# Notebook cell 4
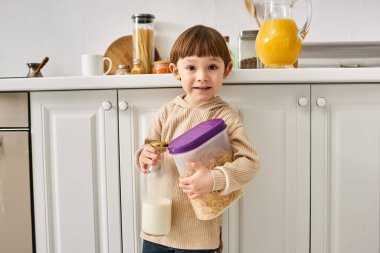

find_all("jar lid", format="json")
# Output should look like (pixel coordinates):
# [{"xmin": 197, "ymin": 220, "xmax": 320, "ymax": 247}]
[
  {"xmin": 133, "ymin": 59, "xmax": 142, "ymax": 64},
  {"xmin": 150, "ymin": 141, "xmax": 169, "ymax": 148},
  {"xmin": 132, "ymin": 13, "xmax": 155, "ymax": 23},
  {"xmin": 153, "ymin": 60, "xmax": 170, "ymax": 65},
  {"xmin": 239, "ymin": 30, "xmax": 259, "ymax": 39},
  {"xmin": 118, "ymin": 64, "xmax": 126, "ymax": 69},
  {"xmin": 168, "ymin": 119, "xmax": 227, "ymax": 154}
]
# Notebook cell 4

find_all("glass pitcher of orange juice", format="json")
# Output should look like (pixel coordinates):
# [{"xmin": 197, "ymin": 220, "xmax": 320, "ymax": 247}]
[{"xmin": 255, "ymin": 0, "xmax": 312, "ymax": 68}]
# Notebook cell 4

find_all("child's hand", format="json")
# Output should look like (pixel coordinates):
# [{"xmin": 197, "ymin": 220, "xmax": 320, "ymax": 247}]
[
  {"xmin": 178, "ymin": 162, "xmax": 214, "ymax": 199},
  {"xmin": 138, "ymin": 144, "xmax": 161, "ymax": 174}
]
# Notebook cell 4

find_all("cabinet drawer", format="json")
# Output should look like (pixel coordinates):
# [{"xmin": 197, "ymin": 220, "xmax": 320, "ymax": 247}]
[{"xmin": 0, "ymin": 92, "xmax": 28, "ymax": 128}]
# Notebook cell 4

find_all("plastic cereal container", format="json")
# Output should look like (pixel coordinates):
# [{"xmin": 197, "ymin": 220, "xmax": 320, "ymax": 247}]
[
  {"xmin": 168, "ymin": 118, "xmax": 231, "ymax": 176},
  {"xmin": 168, "ymin": 119, "xmax": 242, "ymax": 220}
]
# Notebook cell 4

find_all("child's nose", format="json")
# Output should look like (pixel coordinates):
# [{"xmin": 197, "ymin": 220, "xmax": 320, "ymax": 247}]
[{"xmin": 197, "ymin": 70, "xmax": 209, "ymax": 82}]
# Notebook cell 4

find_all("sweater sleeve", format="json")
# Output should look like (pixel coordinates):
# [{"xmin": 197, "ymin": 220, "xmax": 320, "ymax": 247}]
[{"xmin": 211, "ymin": 116, "xmax": 260, "ymax": 195}]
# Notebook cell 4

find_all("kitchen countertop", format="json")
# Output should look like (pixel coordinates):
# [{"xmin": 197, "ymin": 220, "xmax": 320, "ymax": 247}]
[{"xmin": 0, "ymin": 68, "xmax": 380, "ymax": 92}]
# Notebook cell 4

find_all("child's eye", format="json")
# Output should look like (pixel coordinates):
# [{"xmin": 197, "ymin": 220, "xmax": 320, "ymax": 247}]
[
  {"xmin": 209, "ymin": 64, "xmax": 218, "ymax": 70},
  {"xmin": 186, "ymin": 65, "xmax": 196, "ymax": 71}
]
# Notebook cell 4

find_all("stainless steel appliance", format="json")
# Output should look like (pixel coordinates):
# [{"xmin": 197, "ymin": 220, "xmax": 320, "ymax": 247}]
[
  {"xmin": 299, "ymin": 41, "xmax": 380, "ymax": 68},
  {"xmin": 0, "ymin": 92, "xmax": 34, "ymax": 253}
]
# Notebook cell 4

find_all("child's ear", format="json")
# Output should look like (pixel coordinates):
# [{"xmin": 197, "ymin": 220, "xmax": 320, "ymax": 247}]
[
  {"xmin": 169, "ymin": 63, "xmax": 181, "ymax": 80},
  {"xmin": 223, "ymin": 61, "xmax": 233, "ymax": 79}
]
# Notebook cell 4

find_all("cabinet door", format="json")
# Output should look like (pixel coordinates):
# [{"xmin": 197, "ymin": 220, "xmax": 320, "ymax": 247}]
[
  {"xmin": 118, "ymin": 88, "xmax": 182, "ymax": 253},
  {"xmin": 311, "ymin": 84, "xmax": 380, "ymax": 253},
  {"xmin": 31, "ymin": 90, "xmax": 121, "ymax": 253},
  {"xmin": 220, "ymin": 85, "xmax": 310, "ymax": 253}
]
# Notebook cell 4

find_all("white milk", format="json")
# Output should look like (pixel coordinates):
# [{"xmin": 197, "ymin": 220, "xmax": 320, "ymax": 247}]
[{"xmin": 142, "ymin": 197, "xmax": 172, "ymax": 235}]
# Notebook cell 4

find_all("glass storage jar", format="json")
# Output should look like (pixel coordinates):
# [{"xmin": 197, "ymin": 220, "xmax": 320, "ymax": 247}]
[
  {"xmin": 152, "ymin": 60, "xmax": 170, "ymax": 74},
  {"xmin": 132, "ymin": 13, "xmax": 155, "ymax": 74},
  {"xmin": 114, "ymin": 64, "xmax": 130, "ymax": 75},
  {"xmin": 130, "ymin": 59, "xmax": 145, "ymax": 74},
  {"xmin": 223, "ymin": 36, "xmax": 237, "ymax": 69},
  {"xmin": 238, "ymin": 30, "xmax": 262, "ymax": 69}
]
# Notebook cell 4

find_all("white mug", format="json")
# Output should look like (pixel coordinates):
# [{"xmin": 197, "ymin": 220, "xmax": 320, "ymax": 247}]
[{"xmin": 82, "ymin": 54, "xmax": 112, "ymax": 76}]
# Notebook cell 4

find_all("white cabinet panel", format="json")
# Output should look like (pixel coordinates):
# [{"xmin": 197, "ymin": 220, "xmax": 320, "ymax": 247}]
[
  {"xmin": 31, "ymin": 90, "xmax": 121, "ymax": 253},
  {"xmin": 118, "ymin": 88, "xmax": 182, "ymax": 253},
  {"xmin": 311, "ymin": 84, "xmax": 380, "ymax": 253},
  {"xmin": 220, "ymin": 85, "xmax": 310, "ymax": 253}
]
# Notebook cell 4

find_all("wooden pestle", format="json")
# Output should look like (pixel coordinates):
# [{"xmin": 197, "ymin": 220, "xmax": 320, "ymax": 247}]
[{"xmin": 34, "ymin": 57, "xmax": 49, "ymax": 73}]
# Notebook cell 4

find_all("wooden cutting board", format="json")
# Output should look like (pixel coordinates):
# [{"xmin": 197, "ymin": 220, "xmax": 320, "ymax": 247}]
[
  {"xmin": 104, "ymin": 35, "xmax": 133, "ymax": 75},
  {"xmin": 104, "ymin": 35, "xmax": 161, "ymax": 74}
]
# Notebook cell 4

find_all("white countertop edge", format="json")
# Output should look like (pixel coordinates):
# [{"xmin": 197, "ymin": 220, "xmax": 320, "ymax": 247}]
[
  {"xmin": 0, "ymin": 74, "xmax": 181, "ymax": 91},
  {"xmin": 0, "ymin": 68, "xmax": 379, "ymax": 91},
  {"xmin": 227, "ymin": 68, "xmax": 380, "ymax": 83}
]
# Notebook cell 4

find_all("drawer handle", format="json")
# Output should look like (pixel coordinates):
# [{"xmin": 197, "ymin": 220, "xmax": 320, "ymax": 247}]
[
  {"xmin": 298, "ymin": 97, "xmax": 308, "ymax": 107},
  {"xmin": 316, "ymin": 97, "xmax": 327, "ymax": 107},
  {"xmin": 102, "ymin": 101, "xmax": 112, "ymax": 111},
  {"xmin": 118, "ymin": 101, "xmax": 129, "ymax": 111}
]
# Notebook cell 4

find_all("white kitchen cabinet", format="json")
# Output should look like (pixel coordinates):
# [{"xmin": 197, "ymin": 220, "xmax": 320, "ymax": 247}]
[
  {"xmin": 117, "ymin": 86, "xmax": 310, "ymax": 253},
  {"xmin": 30, "ymin": 88, "xmax": 183, "ymax": 253},
  {"xmin": 31, "ymin": 90, "xmax": 122, "ymax": 253},
  {"xmin": 311, "ymin": 84, "xmax": 380, "ymax": 253},
  {"xmin": 117, "ymin": 85, "xmax": 311, "ymax": 253},
  {"xmin": 30, "ymin": 83, "xmax": 380, "ymax": 253},
  {"xmin": 220, "ymin": 85, "xmax": 311, "ymax": 253},
  {"xmin": 31, "ymin": 86, "xmax": 309, "ymax": 253}
]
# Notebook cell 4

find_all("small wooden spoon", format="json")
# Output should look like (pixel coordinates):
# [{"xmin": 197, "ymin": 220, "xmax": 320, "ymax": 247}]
[{"xmin": 244, "ymin": 0, "xmax": 261, "ymax": 27}]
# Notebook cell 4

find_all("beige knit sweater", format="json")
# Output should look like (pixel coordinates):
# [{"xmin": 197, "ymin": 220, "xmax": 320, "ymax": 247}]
[{"xmin": 135, "ymin": 94, "xmax": 260, "ymax": 250}]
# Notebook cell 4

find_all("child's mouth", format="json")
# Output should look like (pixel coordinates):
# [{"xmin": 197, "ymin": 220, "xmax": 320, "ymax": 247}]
[{"xmin": 194, "ymin": 86, "xmax": 211, "ymax": 90}]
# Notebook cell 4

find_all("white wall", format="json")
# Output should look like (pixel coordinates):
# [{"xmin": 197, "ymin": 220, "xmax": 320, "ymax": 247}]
[{"xmin": 0, "ymin": 0, "xmax": 379, "ymax": 77}]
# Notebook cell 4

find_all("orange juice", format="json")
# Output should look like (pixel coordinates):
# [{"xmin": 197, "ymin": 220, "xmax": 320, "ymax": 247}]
[{"xmin": 256, "ymin": 19, "xmax": 302, "ymax": 68}]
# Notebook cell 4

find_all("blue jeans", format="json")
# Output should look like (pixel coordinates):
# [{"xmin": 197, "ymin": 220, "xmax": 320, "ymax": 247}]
[{"xmin": 142, "ymin": 240, "xmax": 217, "ymax": 253}]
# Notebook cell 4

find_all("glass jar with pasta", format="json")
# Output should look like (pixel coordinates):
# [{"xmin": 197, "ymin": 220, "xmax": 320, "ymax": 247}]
[{"xmin": 131, "ymin": 13, "xmax": 155, "ymax": 74}]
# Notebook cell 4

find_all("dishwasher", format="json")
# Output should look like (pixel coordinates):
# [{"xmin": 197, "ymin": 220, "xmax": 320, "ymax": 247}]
[{"xmin": 0, "ymin": 92, "xmax": 34, "ymax": 253}]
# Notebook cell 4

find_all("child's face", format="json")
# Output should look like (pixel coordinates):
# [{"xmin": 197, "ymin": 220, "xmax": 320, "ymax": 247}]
[{"xmin": 169, "ymin": 56, "xmax": 232, "ymax": 107}]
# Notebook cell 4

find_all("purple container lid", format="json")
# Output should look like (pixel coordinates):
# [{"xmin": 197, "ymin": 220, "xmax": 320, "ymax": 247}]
[{"xmin": 168, "ymin": 118, "xmax": 227, "ymax": 154}]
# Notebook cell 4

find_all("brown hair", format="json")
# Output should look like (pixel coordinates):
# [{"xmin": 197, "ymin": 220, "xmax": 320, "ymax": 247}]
[{"xmin": 170, "ymin": 25, "xmax": 231, "ymax": 68}]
